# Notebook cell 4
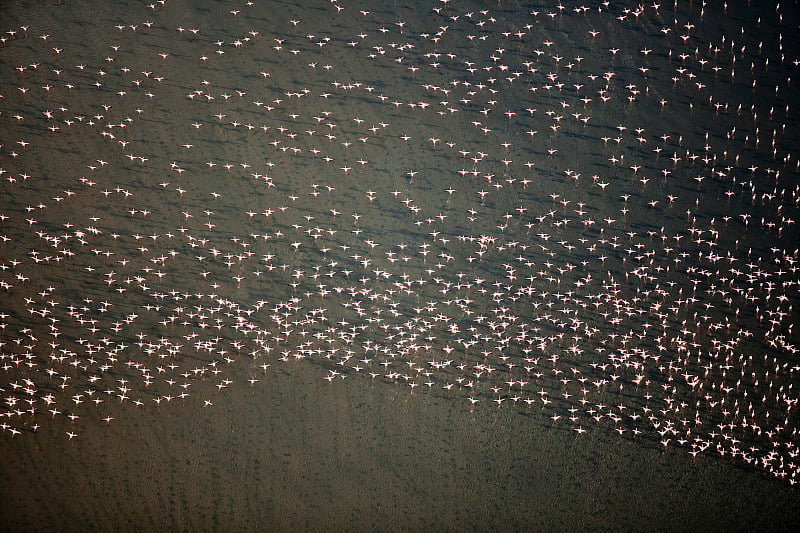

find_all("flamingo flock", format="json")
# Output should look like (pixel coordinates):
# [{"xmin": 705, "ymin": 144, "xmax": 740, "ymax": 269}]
[{"xmin": 0, "ymin": 0, "xmax": 798, "ymax": 488}]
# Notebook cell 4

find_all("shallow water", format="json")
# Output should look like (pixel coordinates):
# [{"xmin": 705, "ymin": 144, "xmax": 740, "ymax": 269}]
[{"xmin": 1, "ymin": 0, "xmax": 799, "ymax": 530}]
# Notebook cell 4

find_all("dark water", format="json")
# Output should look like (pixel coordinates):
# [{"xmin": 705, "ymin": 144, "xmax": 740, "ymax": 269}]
[{"xmin": 1, "ymin": 0, "xmax": 799, "ymax": 530}]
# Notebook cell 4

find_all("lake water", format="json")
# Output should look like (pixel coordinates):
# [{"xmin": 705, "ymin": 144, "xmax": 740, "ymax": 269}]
[{"xmin": 1, "ymin": 0, "xmax": 799, "ymax": 530}]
